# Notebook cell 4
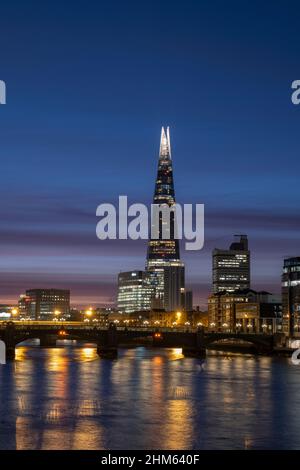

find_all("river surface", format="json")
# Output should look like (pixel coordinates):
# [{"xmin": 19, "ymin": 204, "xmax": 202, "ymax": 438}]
[{"xmin": 0, "ymin": 343, "xmax": 299, "ymax": 450}]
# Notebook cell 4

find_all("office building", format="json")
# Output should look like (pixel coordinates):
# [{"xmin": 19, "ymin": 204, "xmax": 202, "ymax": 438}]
[
  {"xmin": 117, "ymin": 271, "xmax": 153, "ymax": 313},
  {"xmin": 163, "ymin": 264, "xmax": 185, "ymax": 312},
  {"xmin": 282, "ymin": 257, "xmax": 300, "ymax": 335},
  {"xmin": 18, "ymin": 294, "xmax": 31, "ymax": 319},
  {"xmin": 212, "ymin": 234, "xmax": 250, "ymax": 293},
  {"xmin": 25, "ymin": 289, "xmax": 70, "ymax": 320},
  {"xmin": 184, "ymin": 290, "xmax": 193, "ymax": 312},
  {"xmin": 208, "ymin": 288, "xmax": 282, "ymax": 333}
]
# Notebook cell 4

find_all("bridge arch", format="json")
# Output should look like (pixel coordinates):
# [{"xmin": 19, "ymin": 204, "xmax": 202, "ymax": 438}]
[{"xmin": 203, "ymin": 333, "xmax": 273, "ymax": 352}]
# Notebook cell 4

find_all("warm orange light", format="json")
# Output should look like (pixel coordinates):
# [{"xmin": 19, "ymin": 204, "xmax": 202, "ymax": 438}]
[
  {"xmin": 154, "ymin": 332, "xmax": 162, "ymax": 339},
  {"xmin": 176, "ymin": 311, "xmax": 182, "ymax": 321}
]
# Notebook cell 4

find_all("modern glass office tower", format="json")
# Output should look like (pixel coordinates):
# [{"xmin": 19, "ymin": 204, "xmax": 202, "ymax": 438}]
[
  {"xmin": 146, "ymin": 127, "xmax": 185, "ymax": 311},
  {"xmin": 282, "ymin": 257, "xmax": 300, "ymax": 335},
  {"xmin": 117, "ymin": 271, "xmax": 153, "ymax": 313},
  {"xmin": 212, "ymin": 235, "xmax": 250, "ymax": 294}
]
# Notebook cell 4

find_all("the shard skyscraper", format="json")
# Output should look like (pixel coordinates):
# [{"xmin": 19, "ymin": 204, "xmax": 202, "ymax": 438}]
[{"xmin": 146, "ymin": 127, "xmax": 185, "ymax": 311}]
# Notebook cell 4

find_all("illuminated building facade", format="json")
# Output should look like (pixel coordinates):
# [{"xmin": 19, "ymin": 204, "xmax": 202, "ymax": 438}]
[
  {"xmin": 282, "ymin": 257, "xmax": 300, "ymax": 335},
  {"xmin": 146, "ymin": 127, "xmax": 185, "ymax": 311},
  {"xmin": 212, "ymin": 234, "xmax": 250, "ymax": 293},
  {"xmin": 0, "ymin": 304, "xmax": 16, "ymax": 321},
  {"xmin": 208, "ymin": 288, "xmax": 282, "ymax": 333},
  {"xmin": 18, "ymin": 294, "xmax": 31, "ymax": 319},
  {"xmin": 25, "ymin": 289, "xmax": 70, "ymax": 320},
  {"xmin": 117, "ymin": 270, "xmax": 153, "ymax": 313}
]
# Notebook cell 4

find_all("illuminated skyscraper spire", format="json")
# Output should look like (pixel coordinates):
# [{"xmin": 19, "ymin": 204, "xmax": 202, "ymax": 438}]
[
  {"xmin": 147, "ymin": 126, "xmax": 179, "ymax": 261},
  {"xmin": 146, "ymin": 127, "xmax": 184, "ymax": 311},
  {"xmin": 159, "ymin": 126, "xmax": 171, "ymax": 159}
]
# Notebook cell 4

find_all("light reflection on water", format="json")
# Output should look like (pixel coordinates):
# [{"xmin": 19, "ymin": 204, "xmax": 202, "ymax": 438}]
[{"xmin": 0, "ymin": 345, "xmax": 300, "ymax": 449}]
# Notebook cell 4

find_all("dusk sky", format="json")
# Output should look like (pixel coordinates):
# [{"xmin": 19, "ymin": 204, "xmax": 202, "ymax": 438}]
[{"xmin": 1, "ymin": 0, "xmax": 300, "ymax": 307}]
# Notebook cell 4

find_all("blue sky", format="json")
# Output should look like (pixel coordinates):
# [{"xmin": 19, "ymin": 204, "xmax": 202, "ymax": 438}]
[{"xmin": 0, "ymin": 0, "xmax": 300, "ymax": 306}]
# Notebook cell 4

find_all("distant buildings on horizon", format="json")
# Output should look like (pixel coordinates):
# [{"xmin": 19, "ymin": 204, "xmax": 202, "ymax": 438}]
[
  {"xmin": 6, "ymin": 252, "xmax": 298, "ymax": 339},
  {"xmin": 18, "ymin": 289, "xmax": 70, "ymax": 321}
]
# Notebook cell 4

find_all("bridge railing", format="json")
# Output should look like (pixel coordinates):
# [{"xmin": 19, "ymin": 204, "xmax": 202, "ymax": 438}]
[
  {"xmin": 0, "ymin": 322, "xmax": 275, "ymax": 338},
  {"xmin": 0, "ymin": 323, "xmax": 197, "ymax": 333}
]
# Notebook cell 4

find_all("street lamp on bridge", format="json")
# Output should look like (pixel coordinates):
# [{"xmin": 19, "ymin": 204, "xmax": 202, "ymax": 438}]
[
  {"xmin": 11, "ymin": 308, "xmax": 18, "ymax": 318},
  {"xmin": 53, "ymin": 310, "xmax": 61, "ymax": 321},
  {"xmin": 84, "ymin": 308, "xmax": 93, "ymax": 322}
]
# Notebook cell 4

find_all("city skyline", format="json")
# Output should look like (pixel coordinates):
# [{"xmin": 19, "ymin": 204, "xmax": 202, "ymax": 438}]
[
  {"xmin": 0, "ymin": 122, "xmax": 299, "ymax": 308},
  {"xmin": 1, "ymin": 0, "xmax": 300, "ymax": 456},
  {"xmin": 1, "ymin": 1, "xmax": 300, "ymax": 307}
]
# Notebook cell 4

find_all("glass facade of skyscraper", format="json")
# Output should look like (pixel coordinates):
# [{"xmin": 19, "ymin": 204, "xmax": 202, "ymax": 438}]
[
  {"xmin": 146, "ymin": 127, "xmax": 185, "ymax": 311},
  {"xmin": 117, "ymin": 271, "xmax": 153, "ymax": 313}
]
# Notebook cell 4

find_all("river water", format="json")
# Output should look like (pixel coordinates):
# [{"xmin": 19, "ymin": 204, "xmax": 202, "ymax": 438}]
[{"xmin": 0, "ymin": 343, "xmax": 299, "ymax": 450}]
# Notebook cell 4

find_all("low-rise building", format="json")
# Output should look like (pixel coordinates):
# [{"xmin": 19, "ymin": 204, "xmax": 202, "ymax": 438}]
[{"xmin": 208, "ymin": 289, "xmax": 282, "ymax": 333}]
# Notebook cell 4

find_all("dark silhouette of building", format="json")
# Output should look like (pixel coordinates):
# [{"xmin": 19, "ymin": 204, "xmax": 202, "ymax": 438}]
[
  {"xmin": 282, "ymin": 257, "xmax": 300, "ymax": 336},
  {"xmin": 212, "ymin": 234, "xmax": 250, "ymax": 293},
  {"xmin": 184, "ymin": 290, "xmax": 193, "ymax": 312},
  {"xmin": 163, "ymin": 265, "xmax": 185, "ymax": 312}
]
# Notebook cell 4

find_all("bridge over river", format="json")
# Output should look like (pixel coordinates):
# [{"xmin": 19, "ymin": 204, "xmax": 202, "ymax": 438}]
[{"xmin": 0, "ymin": 321, "xmax": 286, "ymax": 361}]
